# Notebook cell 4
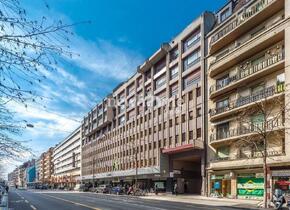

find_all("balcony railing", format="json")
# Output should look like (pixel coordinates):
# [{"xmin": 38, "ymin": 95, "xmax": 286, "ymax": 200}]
[
  {"xmin": 209, "ymin": 51, "xmax": 284, "ymax": 94},
  {"xmin": 212, "ymin": 150, "xmax": 285, "ymax": 162},
  {"xmin": 211, "ymin": 0, "xmax": 274, "ymax": 45},
  {"xmin": 211, "ymin": 85, "xmax": 282, "ymax": 116},
  {"xmin": 210, "ymin": 117, "xmax": 284, "ymax": 142}
]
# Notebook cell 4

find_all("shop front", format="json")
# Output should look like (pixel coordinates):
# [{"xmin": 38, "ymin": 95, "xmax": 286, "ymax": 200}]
[
  {"xmin": 209, "ymin": 171, "xmax": 264, "ymax": 200},
  {"xmin": 210, "ymin": 173, "xmax": 232, "ymax": 198},
  {"xmin": 237, "ymin": 176, "xmax": 264, "ymax": 199},
  {"xmin": 272, "ymin": 169, "xmax": 290, "ymax": 195}
]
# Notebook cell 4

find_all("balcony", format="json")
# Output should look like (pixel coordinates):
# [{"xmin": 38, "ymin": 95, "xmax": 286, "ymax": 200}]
[
  {"xmin": 212, "ymin": 150, "xmax": 285, "ymax": 162},
  {"xmin": 210, "ymin": 84, "xmax": 285, "ymax": 120},
  {"xmin": 210, "ymin": 117, "xmax": 284, "ymax": 144},
  {"xmin": 209, "ymin": 0, "xmax": 283, "ymax": 54},
  {"xmin": 209, "ymin": 51, "xmax": 284, "ymax": 98}
]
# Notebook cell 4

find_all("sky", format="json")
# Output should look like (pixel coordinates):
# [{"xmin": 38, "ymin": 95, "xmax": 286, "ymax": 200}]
[{"xmin": 4, "ymin": 0, "xmax": 227, "ymax": 173}]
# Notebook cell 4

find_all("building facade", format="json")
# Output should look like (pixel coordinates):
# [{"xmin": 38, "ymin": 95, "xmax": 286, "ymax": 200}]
[
  {"xmin": 81, "ymin": 12, "xmax": 215, "ymax": 195},
  {"xmin": 38, "ymin": 148, "xmax": 54, "ymax": 185},
  {"xmin": 206, "ymin": 0, "xmax": 290, "ymax": 200},
  {"xmin": 52, "ymin": 127, "xmax": 81, "ymax": 189}
]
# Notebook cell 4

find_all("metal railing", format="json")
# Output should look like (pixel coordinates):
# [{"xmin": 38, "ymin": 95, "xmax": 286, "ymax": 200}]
[
  {"xmin": 209, "ymin": 51, "xmax": 284, "ymax": 94},
  {"xmin": 210, "ymin": 117, "xmax": 284, "ymax": 142},
  {"xmin": 211, "ymin": 85, "xmax": 282, "ymax": 116},
  {"xmin": 211, "ymin": 0, "xmax": 274, "ymax": 45},
  {"xmin": 212, "ymin": 150, "xmax": 285, "ymax": 162}
]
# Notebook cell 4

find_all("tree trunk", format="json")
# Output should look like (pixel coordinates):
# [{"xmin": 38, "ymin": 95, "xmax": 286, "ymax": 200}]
[{"xmin": 263, "ymin": 160, "xmax": 268, "ymax": 208}]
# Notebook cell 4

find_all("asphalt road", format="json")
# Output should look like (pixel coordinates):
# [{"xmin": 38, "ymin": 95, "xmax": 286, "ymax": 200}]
[{"xmin": 8, "ymin": 189, "xmax": 259, "ymax": 210}]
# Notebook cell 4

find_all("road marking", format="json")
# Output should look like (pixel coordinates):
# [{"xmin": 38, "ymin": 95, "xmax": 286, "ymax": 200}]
[
  {"xmin": 185, "ymin": 204, "xmax": 220, "ymax": 210},
  {"xmin": 25, "ymin": 200, "xmax": 29, "ymax": 203},
  {"xmin": 30, "ymin": 204, "xmax": 37, "ymax": 210},
  {"xmin": 45, "ymin": 194, "xmax": 101, "ymax": 210}
]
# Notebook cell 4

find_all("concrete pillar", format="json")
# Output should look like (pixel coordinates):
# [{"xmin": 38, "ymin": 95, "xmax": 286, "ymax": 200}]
[
  {"xmin": 284, "ymin": 15, "xmax": 290, "ymax": 159},
  {"xmin": 231, "ymin": 174, "xmax": 237, "ymax": 199}
]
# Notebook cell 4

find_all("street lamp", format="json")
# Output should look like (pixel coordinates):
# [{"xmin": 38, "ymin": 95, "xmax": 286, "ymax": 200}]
[{"xmin": 26, "ymin": 124, "xmax": 34, "ymax": 128}]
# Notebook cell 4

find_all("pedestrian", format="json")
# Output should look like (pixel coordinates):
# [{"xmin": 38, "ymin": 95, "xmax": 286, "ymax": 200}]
[
  {"xmin": 184, "ymin": 182, "xmax": 187, "ymax": 194},
  {"xmin": 5, "ymin": 185, "xmax": 9, "ymax": 193},
  {"xmin": 174, "ymin": 183, "xmax": 178, "ymax": 196},
  {"xmin": 154, "ymin": 184, "xmax": 158, "ymax": 195}
]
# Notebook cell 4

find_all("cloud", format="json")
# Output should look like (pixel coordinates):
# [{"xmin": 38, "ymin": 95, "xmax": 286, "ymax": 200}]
[
  {"xmin": 69, "ymin": 37, "xmax": 144, "ymax": 81},
  {"xmin": 9, "ymin": 101, "xmax": 81, "ymax": 138}
]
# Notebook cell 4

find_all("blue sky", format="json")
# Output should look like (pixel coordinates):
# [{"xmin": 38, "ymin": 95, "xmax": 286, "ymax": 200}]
[{"xmin": 6, "ymin": 0, "xmax": 227, "ymax": 169}]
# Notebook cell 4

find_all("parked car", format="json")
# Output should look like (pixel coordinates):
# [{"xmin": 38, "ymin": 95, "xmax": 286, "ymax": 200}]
[
  {"xmin": 79, "ymin": 184, "xmax": 90, "ymax": 192},
  {"xmin": 95, "ymin": 185, "xmax": 111, "ymax": 194},
  {"xmin": 111, "ymin": 186, "xmax": 124, "ymax": 195}
]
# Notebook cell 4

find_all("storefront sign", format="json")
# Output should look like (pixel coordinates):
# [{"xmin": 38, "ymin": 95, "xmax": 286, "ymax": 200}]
[
  {"xmin": 272, "ymin": 170, "xmax": 290, "ymax": 177},
  {"xmin": 173, "ymin": 170, "xmax": 181, "ymax": 175},
  {"xmin": 237, "ymin": 177, "xmax": 264, "ymax": 197},
  {"xmin": 211, "ymin": 175, "xmax": 224, "ymax": 180}
]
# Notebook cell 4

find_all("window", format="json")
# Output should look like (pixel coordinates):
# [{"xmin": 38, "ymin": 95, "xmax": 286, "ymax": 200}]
[
  {"xmin": 216, "ymin": 98, "xmax": 229, "ymax": 110},
  {"xmin": 183, "ymin": 49, "xmax": 201, "ymax": 71},
  {"xmin": 169, "ymin": 119, "xmax": 173, "ymax": 127},
  {"xmin": 277, "ymin": 73, "xmax": 285, "ymax": 93},
  {"xmin": 154, "ymin": 58, "xmax": 166, "ymax": 74},
  {"xmin": 170, "ymin": 65, "xmax": 179, "ymax": 80},
  {"xmin": 189, "ymin": 131, "xmax": 193, "ymax": 140},
  {"xmin": 196, "ymin": 107, "xmax": 201, "ymax": 117},
  {"xmin": 216, "ymin": 75, "xmax": 229, "ymax": 90},
  {"xmin": 170, "ymin": 84, "xmax": 179, "ymax": 97},
  {"xmin": 220, "ymin": 8, "xmax": 230, "ymax": 23},
  {"xmin": 175, "ymin": 116, "xmax": 179, "ymax": 125},
  {"xmin": 196, "ymin": 87, "xmax": 201, "ymax": 97},
  {"xmin": 217, "ymin": 146, "xmax": 230, "ymax": 159},
  {"xmin": 183, "ymin": 75, "xmax": 200, "ymax": 90},
  {"xmin": 155, "ymin": 74, "xmax": 166, "ymax": 89},
  {"xmin": 196, "ymin": 128, "xmax": 201, "ymax": 138},
  {"xmin": 182, "ymin": 133, "xmax": 186, "ymax": 142},
  {"xmin": 189, "ymin": 111, "xmax": 193, "ymax": 120},
  {"xmin": 145, "ymin": 70, "xmax": 151, "ymax": 82},
  {"xmin": 216, "ymin": 122, "xmax": 229, "ymax": 139},
  {"xmin": 128, "ymin": 97, "xmax": 135, "ymax": 108},
  {"xmin": 119, "ymin": 115, "xmax": 125, "ymax": 125},
  {"xmin": 175, "ymin": 135, "xmax": 179, "ymax": 144},
  {"xmin": 183, "ymin": 30, "xmax": 201, "ymax": 52},
  {"xmin": 181, "ymin": 114, "xmax": 186, "ymax": 123},
  {"xmin": 170, "ymin": 47, "xmax": 179, "ymax": 61}
]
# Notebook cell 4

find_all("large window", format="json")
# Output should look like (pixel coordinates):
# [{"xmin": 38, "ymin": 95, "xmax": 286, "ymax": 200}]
[
  {"xmin": 183, "ymin": 30, "xmax": 201, "ymax": 52},
  {"xmin": 170, "ymin": 47, "xmax": 179, "ymax": 62},
  {"xmin": 216, "ymin": 75, "xmax": 229, "ymax": 90},
  {"xmin": 155, "ymin": 74, "xmax": 166, "ymax": 90},
  {"xmin": 183, "ymin": 49, "xmax": 201, "ymax": 71},
  {"xmin": 119, "ymin": 115, "xmax": 125, "ymax": 125},
  {"xmin": 216, "ymin": 122, "xmax": 229, "ymax": 139},
  {"xmin": 170, "ymin": 65, "xmax": 179, "ymax": 80},
  {"xmin": 183, "ymin": 74, "xmax": 200, "ymax": 90},
  {"xmin": 220, "ymin": 8, "xmax": 231, "ymax": 23},
  {"xmin": 170, "ymin": 83, "xmax": 179, "ymax": 97}
]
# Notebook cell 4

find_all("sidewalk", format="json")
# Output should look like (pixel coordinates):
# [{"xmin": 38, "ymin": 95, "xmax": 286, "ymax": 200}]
[{"xmin": 141, "ymin": 194, "xmax": 265, "ymax": 209}]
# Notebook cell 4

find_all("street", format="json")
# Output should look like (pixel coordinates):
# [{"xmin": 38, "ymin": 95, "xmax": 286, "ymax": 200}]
[{"xmin": 8, "ymin": 189, "xmax": 261, "ymax": 210}]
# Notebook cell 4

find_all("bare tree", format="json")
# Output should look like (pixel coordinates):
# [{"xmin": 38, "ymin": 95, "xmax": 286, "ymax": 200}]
[
  {"xmin": 0, "ymin": 0, "xmax": 84, "ymax": 161},
  {"xmin": 0, "ymin": 0, "xmax": 82, "ymax": 105},
  {"xmin": 231, "ymin": 83, "xmax": 286, "ymax": 208},
  {"xmin": 0, "ymin": 102, "xmax": 31, "ymax": 160}
]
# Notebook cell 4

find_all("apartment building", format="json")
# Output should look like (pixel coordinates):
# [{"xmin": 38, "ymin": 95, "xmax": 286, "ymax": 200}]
[
  {"xmin": 206, "ymin": 0, "xmax": 290, "ymax": 200},
  {"xmin": 38, "ymin": 147, "xmax": 54, "ymax": 185},
  {"xmin": 52, "ymin": 127, "xmax": 81, "ymax": 189},
  {"xmin": 81, "ymin": 12, "xmax": 215, "ymax": 195}
]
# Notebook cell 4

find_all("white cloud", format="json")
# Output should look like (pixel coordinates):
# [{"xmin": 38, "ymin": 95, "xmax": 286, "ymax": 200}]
[
  {"xmin": 69, "ymin": 37, "xmax": 144, "ymax": 81},
  {"xmin": 9, "ymin": 101, "xmax": 81, "ymax": 138}
]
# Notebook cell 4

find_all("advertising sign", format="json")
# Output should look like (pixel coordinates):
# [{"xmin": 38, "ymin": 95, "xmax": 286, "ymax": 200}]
[{"xmin": 237, "ymin": 177, "xmax": 264, "ymax": 197}]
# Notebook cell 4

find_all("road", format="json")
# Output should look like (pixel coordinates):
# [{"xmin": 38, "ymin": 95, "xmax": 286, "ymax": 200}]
[{"xmin": 8, "ymin": 189, "xmax": 259, "ymax": 210}]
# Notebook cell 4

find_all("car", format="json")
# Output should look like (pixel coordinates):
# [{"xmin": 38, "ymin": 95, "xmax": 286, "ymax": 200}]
[
  {"xmin": 95, "ymin": 185, "xmax": 111, "ymax": 194},
  {"xmin": 79, "ymin": 184, "xmax": 90, "ymax": 192},
  {"xmin": 111, "ymin": 186, "xmax": 124, "ymax": 195}
]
